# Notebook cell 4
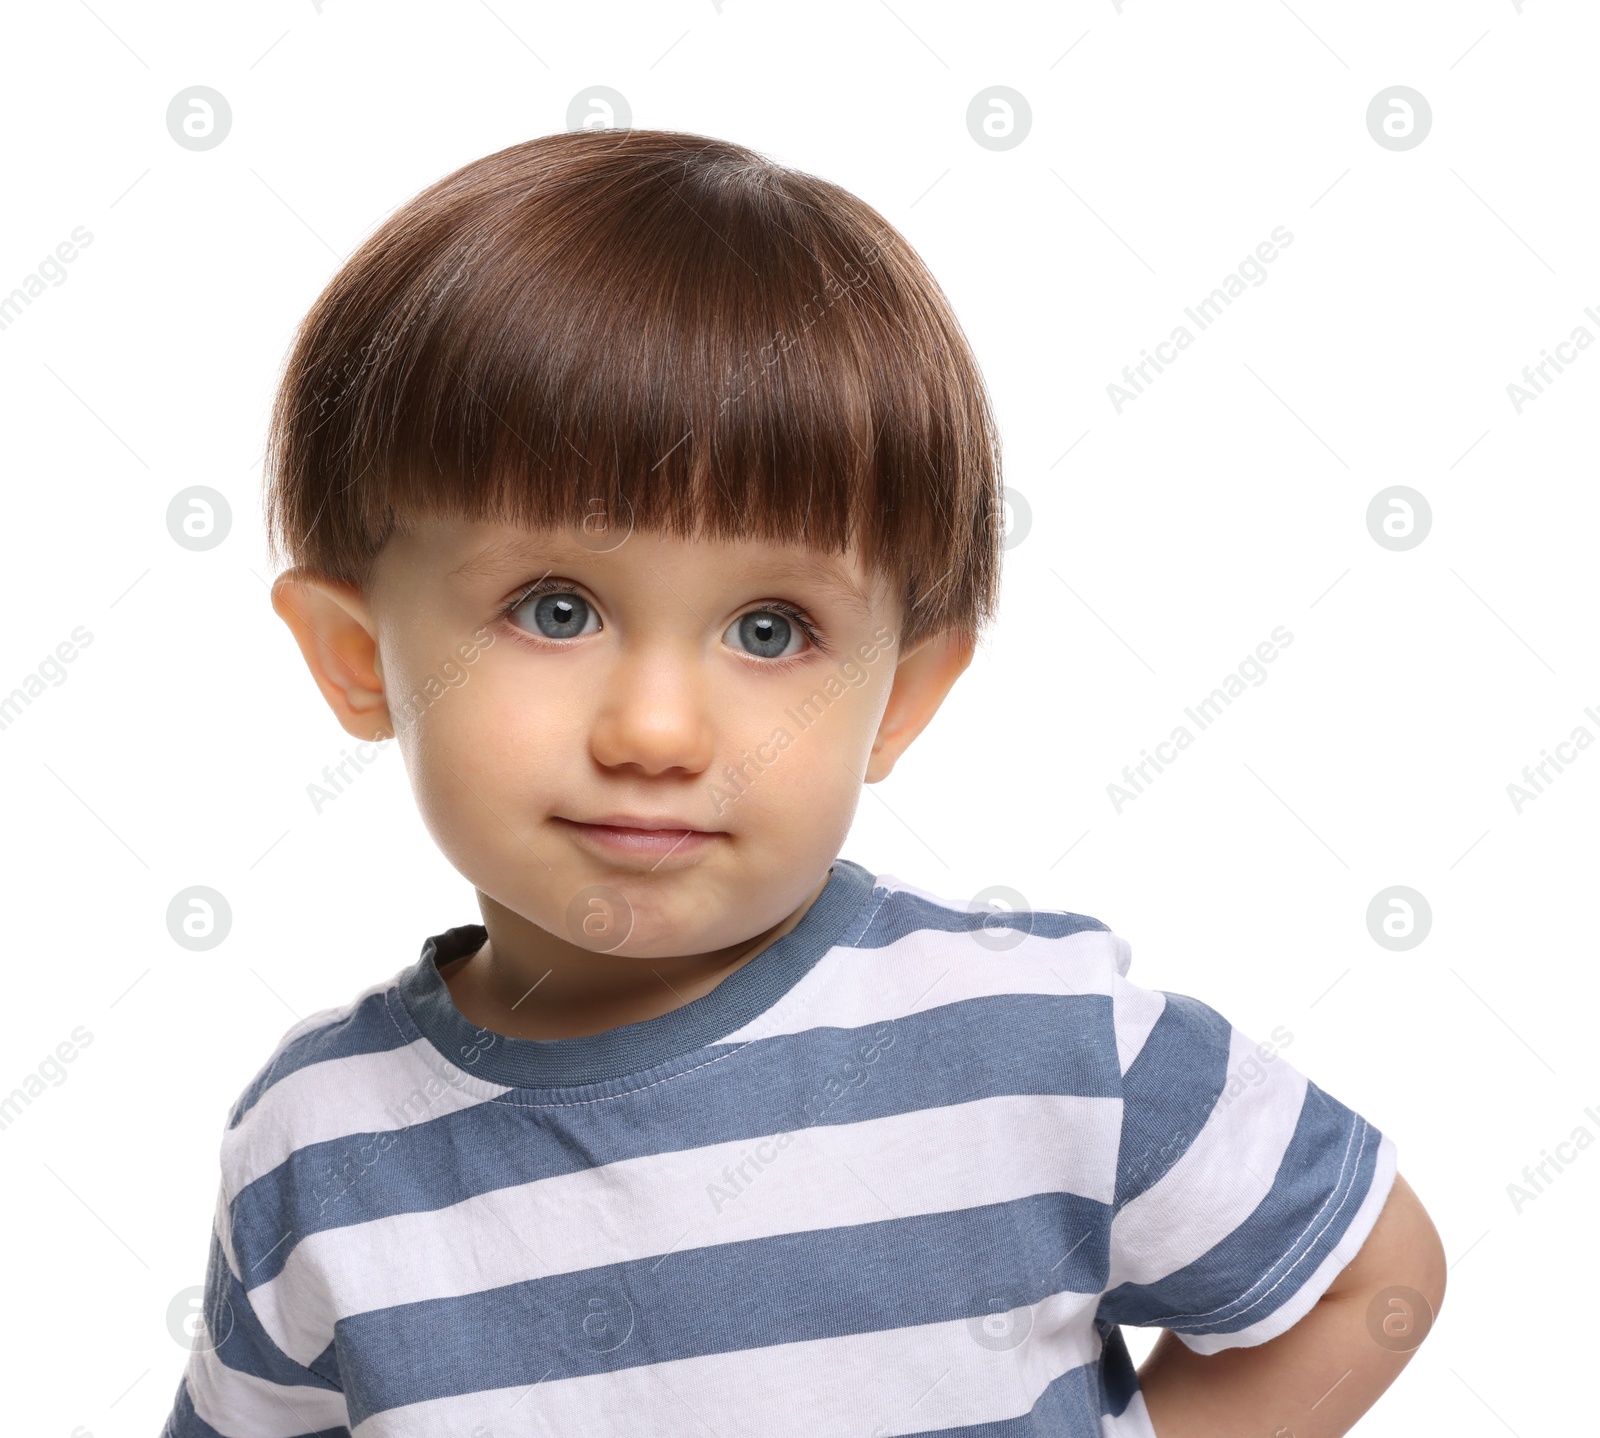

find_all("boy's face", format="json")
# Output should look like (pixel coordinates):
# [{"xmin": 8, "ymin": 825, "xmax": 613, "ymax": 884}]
[{"xmin": 274, "ymin": 515, "xmax": 973, "ymax": 958}]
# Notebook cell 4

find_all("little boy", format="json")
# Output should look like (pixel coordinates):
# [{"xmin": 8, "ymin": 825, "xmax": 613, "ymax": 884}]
[{"xmin": 163, "ymin": 129, "xmax": 1444, "ymax": 1437}]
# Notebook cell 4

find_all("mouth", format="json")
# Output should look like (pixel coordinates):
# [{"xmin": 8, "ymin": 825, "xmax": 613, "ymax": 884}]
[{"xmin": 552, "ymin": 815, "xmax": 721, "ymax": 866}]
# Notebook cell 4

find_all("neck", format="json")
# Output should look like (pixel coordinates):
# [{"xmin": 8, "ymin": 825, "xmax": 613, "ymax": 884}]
[{"xmin": 439, "ymin": 868, "xmax": 832, "ymax": 1041}]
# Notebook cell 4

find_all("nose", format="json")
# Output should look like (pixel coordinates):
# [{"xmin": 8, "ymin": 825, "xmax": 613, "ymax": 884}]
[{"xmin": 587, "ymin": 645, "xmax": 717, "ymax": 778}]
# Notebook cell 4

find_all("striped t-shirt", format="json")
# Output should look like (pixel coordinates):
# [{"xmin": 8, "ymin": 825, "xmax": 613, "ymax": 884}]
[{"xmin": 162, "ymin": 857, "xmax": 1396, "ymax": 1438}]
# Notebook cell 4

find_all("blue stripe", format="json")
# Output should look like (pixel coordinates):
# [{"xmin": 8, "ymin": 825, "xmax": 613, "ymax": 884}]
[
  {"xmin": 160, "ymin": 1380, "xmax": 227, "ymax": 1438},
  {"xmin": 1114, "ymin": 993, "xmax": 1231, "ymax": 1208},
  {"xmin": 1097, "ymin": 1321, "xmax": 1139, "ymax": 1415},
  {"xmin": 1098, "ymin": 1083, "xmax": 1382, "ymax": 1336},
  {"xmin": 228, "ymin": 989, "xmax": 412, "ymax": 1129},
  {"xmin": 856, "ymin": 890, "xmax": 1108, "ymax": 949},
  {"xmin": 203, "ymin": 1229, "xmax": 344, "ymax": 1392},
  {"xmin": 337, "ymin": 1190, "xmax": 1112, "ymax": 1424},
  {"xmin": 231, "ymin": 992, "xmax": 1118, "ymax": 1285}
]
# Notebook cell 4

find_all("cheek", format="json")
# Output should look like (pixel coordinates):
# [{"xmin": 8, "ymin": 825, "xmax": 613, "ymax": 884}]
[
  {"xmin": 400, "ymin": 657, "xmax": 583, "ymax": 841},
  {"xmin": 726, "ymin": 671, "xmax": 886, "ymax": 797}
]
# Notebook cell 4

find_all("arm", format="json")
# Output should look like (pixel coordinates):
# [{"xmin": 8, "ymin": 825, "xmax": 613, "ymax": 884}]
[
  {"xmin": 161, "ymin": 1191, "xmax": 352, "ymax": 1437},
  {"xmin": 1137, "ymin": 1172, "xmax": 1446, "ymax": 1437}
]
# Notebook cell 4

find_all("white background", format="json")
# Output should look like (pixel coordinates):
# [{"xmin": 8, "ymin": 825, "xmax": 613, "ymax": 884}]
[{"xmin": 0, "ymin": 1, "xmax": 1591, "ymax": 1433}]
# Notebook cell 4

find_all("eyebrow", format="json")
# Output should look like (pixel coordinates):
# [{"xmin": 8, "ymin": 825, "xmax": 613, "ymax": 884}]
[
  {"xmin": 447, "ymin": 538, "xmax": 875, "ymax": 618},
  {"xmin": 446, "ymin": 536, "xmax": 554, "ymax": 581},
  {"xmin": 742, "ymin": 556, "xmax": 875, "ymax": 619}
]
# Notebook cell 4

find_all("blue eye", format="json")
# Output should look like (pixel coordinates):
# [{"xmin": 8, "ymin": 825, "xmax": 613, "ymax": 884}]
[
  {"xmin": 512, "ymin": 589, "xmax": 597, "ymax": 640},
  {"xmin": 727, "ymin": 608, "xmax": 804, "ymax": 660}
]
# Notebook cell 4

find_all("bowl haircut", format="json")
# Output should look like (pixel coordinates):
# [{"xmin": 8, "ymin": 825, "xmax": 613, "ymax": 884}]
[{"xmin": 263, "ymin": 129, "xmax": 1004, "ymax": 649}]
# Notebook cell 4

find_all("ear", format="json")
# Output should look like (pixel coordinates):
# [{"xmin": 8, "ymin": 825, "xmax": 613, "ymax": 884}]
[
  {"xmin": 864, "ymin": 628, "xmax": 975, "ymax": 783},
  {"xmin": 270, "ymin": 570, "xmax": 394, "ymax": 742}
]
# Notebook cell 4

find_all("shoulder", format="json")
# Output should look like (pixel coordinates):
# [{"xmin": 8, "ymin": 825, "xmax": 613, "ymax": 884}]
[
  {"xmin": 214, "ymin": 965, "xmax": 464, "ymax": 1214},
  {"xmin": 827, "ymin": 867, "xmax": 1138, "ymax": 1032},
  {"xmin": 839, "ymin": 869, "xmax": 1245, "ymax": 1086},
  {"xmin": 852, "ymin": 869, "xmax": 1126, "ymax": 962},
  {"xmin": 224, "ymin": 970, "xmax": 413, "ymax": 1134}
]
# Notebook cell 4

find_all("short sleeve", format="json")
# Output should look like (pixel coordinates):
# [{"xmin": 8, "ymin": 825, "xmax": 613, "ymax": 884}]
[
  {"xmin": 1097, "ymin": 975, "xmax": 1398, "ymax": 1354},
  {"xmin": 160, "ymin": 1178, "xmax": 352, "ymax": 1438}
]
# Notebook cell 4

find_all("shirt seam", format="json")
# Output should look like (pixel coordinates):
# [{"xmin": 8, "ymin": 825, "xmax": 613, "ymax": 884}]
[
  {"xmin": 1141, "ymin": 1108, "xmax": 1372, "ymax": 1332},
  {"xmin": 381, "ymin": 874, "xmax": 895, "ymax": 1109}
]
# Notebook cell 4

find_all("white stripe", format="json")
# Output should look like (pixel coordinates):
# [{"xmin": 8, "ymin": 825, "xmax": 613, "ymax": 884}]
[
  {"xmin": 869, "ymin": 874, "xmax": 1115, "ymax": 936},
  {"xmin": 352, "ymin": 1288, "xmax": 1103, "ymax": 1438},
  {"xmin": 723, "ymin": 926, "xmax": 1127, "ymax": 1045},
  {"xmin": 1177, "ymin": 1131, "xmax": 1399, "ymax": 1354},
  {"xmin": 184, "ymin": 1347, "xmax": 351, "ymax": 1438},
  {"xmin": 869, "ymin": 872, "xmax": 970, "ymax": 912},
  {"xmin": 227, "ymin": 974, "xmax": 409, "ymax": 1130},
  {"xmin": 1107, "ymin": 1028, "xmax": 1308, "ymax": 1288},
  {"xmin": 222, "ymin": 1034, "xmax": 509, "ymax": 1197},
  {"xmin": 252, "ymin": 1092, "xmax": 1123, "ymax": 1365},
  {"xmin": 1110, "ymin": 973, "xmax": 1166, "ymax": 1074}
]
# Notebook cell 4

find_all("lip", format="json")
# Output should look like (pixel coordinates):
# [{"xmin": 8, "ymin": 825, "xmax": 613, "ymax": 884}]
[
  {"xmin": 571, "ymin": 813, "xmax": 715, "ymax": 831},
  {"xmin": 553, "ymin": 815, "xmax": 721, "ymax": 868}
]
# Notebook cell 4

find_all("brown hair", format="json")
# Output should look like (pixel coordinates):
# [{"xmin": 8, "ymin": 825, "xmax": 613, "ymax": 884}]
[{"xmin": 261, "ymin": 128, "xmax": 1003, "ymax": 648}]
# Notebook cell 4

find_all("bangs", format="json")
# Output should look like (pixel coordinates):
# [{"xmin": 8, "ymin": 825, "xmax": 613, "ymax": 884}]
[{"xmin": 264, "ymin": 130, "xmax": 1002, "ymax": 645}]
